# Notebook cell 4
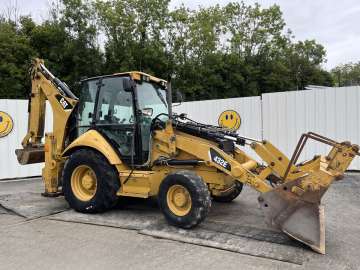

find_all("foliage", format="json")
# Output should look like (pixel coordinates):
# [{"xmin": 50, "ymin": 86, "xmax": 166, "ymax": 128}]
[
  {"xmin": 0, "ymin": 0, "xmax": 334, "ymax": 100},
  {"xmin": 331, "ymin": 62, "xmax": 360, "ymax": 86},
  {"xmin": 0, "ymin": 17, "xmax": 35, "ymax": 98}
]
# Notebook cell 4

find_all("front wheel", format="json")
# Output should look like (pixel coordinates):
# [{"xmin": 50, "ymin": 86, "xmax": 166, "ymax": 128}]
[
  {"xmin": 62, "ymin": 149, "xmax": 120, "ymax": 213},
  {"xmin": 158, "ymin": 171, "xmax": 211, "ymax": 228}
]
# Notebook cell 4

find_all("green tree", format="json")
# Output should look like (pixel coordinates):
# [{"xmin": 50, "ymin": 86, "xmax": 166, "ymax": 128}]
[
  {"xmin": 285, "ymin": 40, "xmax": 332, "ymax": 89},
  {"xmin": 0, "ymin": 17, "xmax": 35, "ymax": 98},
  {"xmin": 47, "ymin": 0, "xmax": 104, "ymax": 93},
  {"xmin": 331, "ymin": 62, "xmax": 360, "ymax": 86},
  {"xmin": 95, "ymin": 0, "xmax": 170, "ymax": 77},
  {"xmin": 0, "ymin": 0, "xmax": 104, "ymax": 98},
  {"xmin": 0, "ymin": 0, "xmax": 334, "ymax": 100}
]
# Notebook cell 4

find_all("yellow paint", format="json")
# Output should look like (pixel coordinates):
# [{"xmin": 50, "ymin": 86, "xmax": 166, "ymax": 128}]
[
  {"xmin": 118, "ymin": 170, "xmax": 152, "ymax": 198},
  {"xmin": 113, "ymin": 71, "xmax": 167, "ymax": 85},
  {"xmin": 0, "ymin": 111, "xmax": 13, "ymax": 137},
  {"xmin": 153, "ymin": 127, "xmax": 272, "ymax": 193},
  {"xmin": 218, "ymin": 110, "xmax": 241, "ymax": 131},
  {"xmin": 62, "ymin": 130, "xmax": 124, "ymax": 166},
  {"xmin": 166, "ymin": 184, "xmax": 192, "ymax": 216},
  {"xmin": 42, "ymin": 133, "xmax": 64, "ymax": 194},
  {"xmin": 71, "ymin": 165, "xmax": 97, "ymax": 201},
  {"xmin": 15, "ymin": 58, "xmax": 79, "ymax": 195}
]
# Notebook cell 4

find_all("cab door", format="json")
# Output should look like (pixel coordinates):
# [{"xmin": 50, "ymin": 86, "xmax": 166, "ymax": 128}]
[{"xmin": 78, "ymin": 76, "xmax": 139, "ymax": 165}]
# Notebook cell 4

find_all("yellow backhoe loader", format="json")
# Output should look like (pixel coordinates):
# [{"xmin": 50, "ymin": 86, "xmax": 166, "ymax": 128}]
[{"xmin": 16, "ymin": 58, "xmax": 359, "ymax": 254}]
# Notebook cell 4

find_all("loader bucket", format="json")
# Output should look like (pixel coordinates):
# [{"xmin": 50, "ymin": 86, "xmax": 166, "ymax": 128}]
[
  {"xmin": 258, "ymin": 178, "xmax": 327, "ymax": 254},
  {"xmin": 15, "ymin": 147, "xmax": 44, "ymax": 165},
  {"xmin": 255, "ymin": 133, "xmax": 359, "ymax": 254}
]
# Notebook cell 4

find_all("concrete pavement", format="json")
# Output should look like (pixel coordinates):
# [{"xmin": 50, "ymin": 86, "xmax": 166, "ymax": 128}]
[{"xmin": 0, "ymin": 174, "xmax": 359, "ymax": 270}]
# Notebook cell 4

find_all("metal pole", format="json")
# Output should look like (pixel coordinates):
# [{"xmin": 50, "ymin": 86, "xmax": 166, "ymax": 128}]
[{"xmin": 167, "ymin": 77, "xmax": 172, "ymax": 117}]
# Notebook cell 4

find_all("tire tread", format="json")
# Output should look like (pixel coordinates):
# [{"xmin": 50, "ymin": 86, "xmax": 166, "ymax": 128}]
[{"xmin": 62, "ymin": 148, "xmax": 119, "ymax": 213}]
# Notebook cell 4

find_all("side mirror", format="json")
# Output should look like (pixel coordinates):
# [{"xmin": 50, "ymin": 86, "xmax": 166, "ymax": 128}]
[
  {"xmin": 123, "ymin": 77, "xmax": 136, "ymax": 92},
  {"xmin": 175, "ymin": 89, "xmax": 184, "ymax": 103},
  {"xmin": 74, "ymin": 81, "xmax": 82, "ymax": 87},
  {"xmin": 172, "ymin": 89, "xmax": 184, "ymax": 107},
  {"xmin": 141, "ymin": 107, "xmax": 153, "ymax": 117}
]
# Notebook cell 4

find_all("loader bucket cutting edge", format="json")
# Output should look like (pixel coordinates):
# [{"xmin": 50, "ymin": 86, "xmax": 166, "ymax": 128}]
[
  {"xmin": 15, "ymin": 147, "xmax": 45, "ymax": 165},
  {"xmin": 258, "ymin": 181, "xmax": 328, "ymax": 254},
  {"xmin": 282, "ymin": 205, "xmax": 325, "ymax": 254}
]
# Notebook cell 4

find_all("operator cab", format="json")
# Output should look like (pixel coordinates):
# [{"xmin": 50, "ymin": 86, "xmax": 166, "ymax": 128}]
[{"xmin": 77, "ymin": 72, "xmax": 168, "ymax": 166}]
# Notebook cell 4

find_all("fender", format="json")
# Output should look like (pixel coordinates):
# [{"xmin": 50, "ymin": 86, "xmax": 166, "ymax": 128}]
[{"xmin": 62, "ymin": 129, "xmax": 122, "ymax": 165}]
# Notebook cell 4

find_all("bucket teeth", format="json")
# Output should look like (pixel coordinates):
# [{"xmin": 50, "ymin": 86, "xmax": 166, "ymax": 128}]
[{"xmin": 258, "ymin": 180, "xmax": 327, "ymax": 254}]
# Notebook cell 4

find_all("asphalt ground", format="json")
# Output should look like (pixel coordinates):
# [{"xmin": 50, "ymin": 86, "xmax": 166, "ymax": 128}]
[{"xmin": 0, "ymin": 174, "xmax": 359, "ymax": 270}]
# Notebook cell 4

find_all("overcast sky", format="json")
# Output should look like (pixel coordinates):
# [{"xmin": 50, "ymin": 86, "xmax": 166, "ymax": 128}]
[{"xmin": 3, "ymin": 0, "xmax": 360, "ymax": 70}]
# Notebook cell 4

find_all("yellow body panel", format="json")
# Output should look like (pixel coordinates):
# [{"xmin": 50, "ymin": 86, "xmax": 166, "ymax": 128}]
[
  {"xmin": 152, "ymin": 124, "xmax": 272, "ymax": 193},
  {"xmin": 62, "ymin": 130, "xmax": 124, "ymax": 166},
  {"xmin": 112, "ymin": 71, "xmax": 167, "ymax": 85}
]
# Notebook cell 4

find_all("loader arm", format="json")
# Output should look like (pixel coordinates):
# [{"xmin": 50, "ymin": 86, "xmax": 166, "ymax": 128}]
[
  {"xmin": 154, "ymin": 124, "xmax": 271, "ymax": 193},
  {"xmin": 153, "ymin": 120, "xmax": 359, "ymax": 254},
  {"xmin": 16, "ymin": 58, "xmax": 78, "ymax": 195}
]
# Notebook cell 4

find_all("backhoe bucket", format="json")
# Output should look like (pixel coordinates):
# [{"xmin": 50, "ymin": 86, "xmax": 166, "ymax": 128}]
[
  {"xmin": 15, "ymin": 147, "xmax": 44, "ymax": 165},
  {"xmin": 258, "ymin": 180, "xmax": 327, "ymax": 254}
]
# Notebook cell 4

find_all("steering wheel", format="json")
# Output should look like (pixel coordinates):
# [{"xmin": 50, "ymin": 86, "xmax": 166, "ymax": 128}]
[
  {"xmin": 129, "ymin": 115, "xmax": 134, "ymax": 124},
  {"xmin": 150, "ymin": 113, "xmax": 169, "ymax": 131}
]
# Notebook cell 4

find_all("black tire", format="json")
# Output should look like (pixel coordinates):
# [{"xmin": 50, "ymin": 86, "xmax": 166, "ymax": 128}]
[
  {"xmin": 158, "ymin": 170, "xmax": 211, "ymax": 229},
  {"xmin": 62, "ymin": 149, "xmax": 120, "ymax": 213},
  {"xmin": 212, "ymin": 181, "xmax": 243, "ymax": 203}
]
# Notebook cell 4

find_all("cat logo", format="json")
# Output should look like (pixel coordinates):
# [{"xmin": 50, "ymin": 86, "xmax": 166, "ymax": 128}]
[
  {"xmin": 0, "ymin": 111, "xmax": 14, "ymax": 138},
  {"xmin": 55, "ymin": 94, "xmax": 73, "ymax": 110}
]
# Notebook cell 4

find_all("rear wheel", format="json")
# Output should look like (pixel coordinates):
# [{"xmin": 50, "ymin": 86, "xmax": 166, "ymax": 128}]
[
  {"xmin": 158, "ymin": 171, "xmax": 211, "ymax": 228},
  {"xmin": 62, "ymin": 149, "xmax": 120, "ymax": 213},
  {"xmin": 212, "ymin": 181, "xmax": 243, "ymax": 203}
]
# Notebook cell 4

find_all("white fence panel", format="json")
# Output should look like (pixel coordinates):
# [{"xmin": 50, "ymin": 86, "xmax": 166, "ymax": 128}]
[
  {"xmin": 262, "ymin": 86, "xmax": 360, "ymax": 170},
  {"xmin": 174, "ymin": 96, "xmax": 263, "ymax": 160},
  {"xmin": 1, "ymin": 85, "xmax": 359, "ymax": 179},
  {"xmin": 0, "ymin": 99, "xmax": 52, "ymax": 179}
]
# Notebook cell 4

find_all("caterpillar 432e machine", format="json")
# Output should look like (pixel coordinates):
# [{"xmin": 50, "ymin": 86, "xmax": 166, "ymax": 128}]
[{"xmin": 16, "ymin": 59, "xmax": 359, "ymax": 254}]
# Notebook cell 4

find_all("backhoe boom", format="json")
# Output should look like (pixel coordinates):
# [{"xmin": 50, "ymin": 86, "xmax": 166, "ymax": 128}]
[{"xmin": 16, "ymin": 58, "xmax": 78, "ymax": 195}]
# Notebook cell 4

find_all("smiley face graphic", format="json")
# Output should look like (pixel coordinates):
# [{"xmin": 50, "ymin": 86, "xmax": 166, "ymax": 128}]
[
  {"xmin": 218, "ymin": 110, "xmax": 241, "ymax": 131},
  {"xmin": 0, "ymin": 111, "xmax": 14, "ymax": 138}
]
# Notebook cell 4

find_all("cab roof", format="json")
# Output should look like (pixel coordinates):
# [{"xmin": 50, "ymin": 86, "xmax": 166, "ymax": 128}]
[
  {"xmin": 114, "ymin": 71, "xmax": 167, "ymax": 84},
  {"xmin": 82, "ymin": 71, "xmax": 167, "ymax": 86}
]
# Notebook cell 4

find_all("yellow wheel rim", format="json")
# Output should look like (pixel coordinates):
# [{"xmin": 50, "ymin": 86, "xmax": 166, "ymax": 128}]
[
  {"xmin": 71, "ymin": 165, "xmax": 97, "ymax": 201},
  {"xmin": 166, "ymin": 184, "xmax": 192, "ymax": 216}
]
